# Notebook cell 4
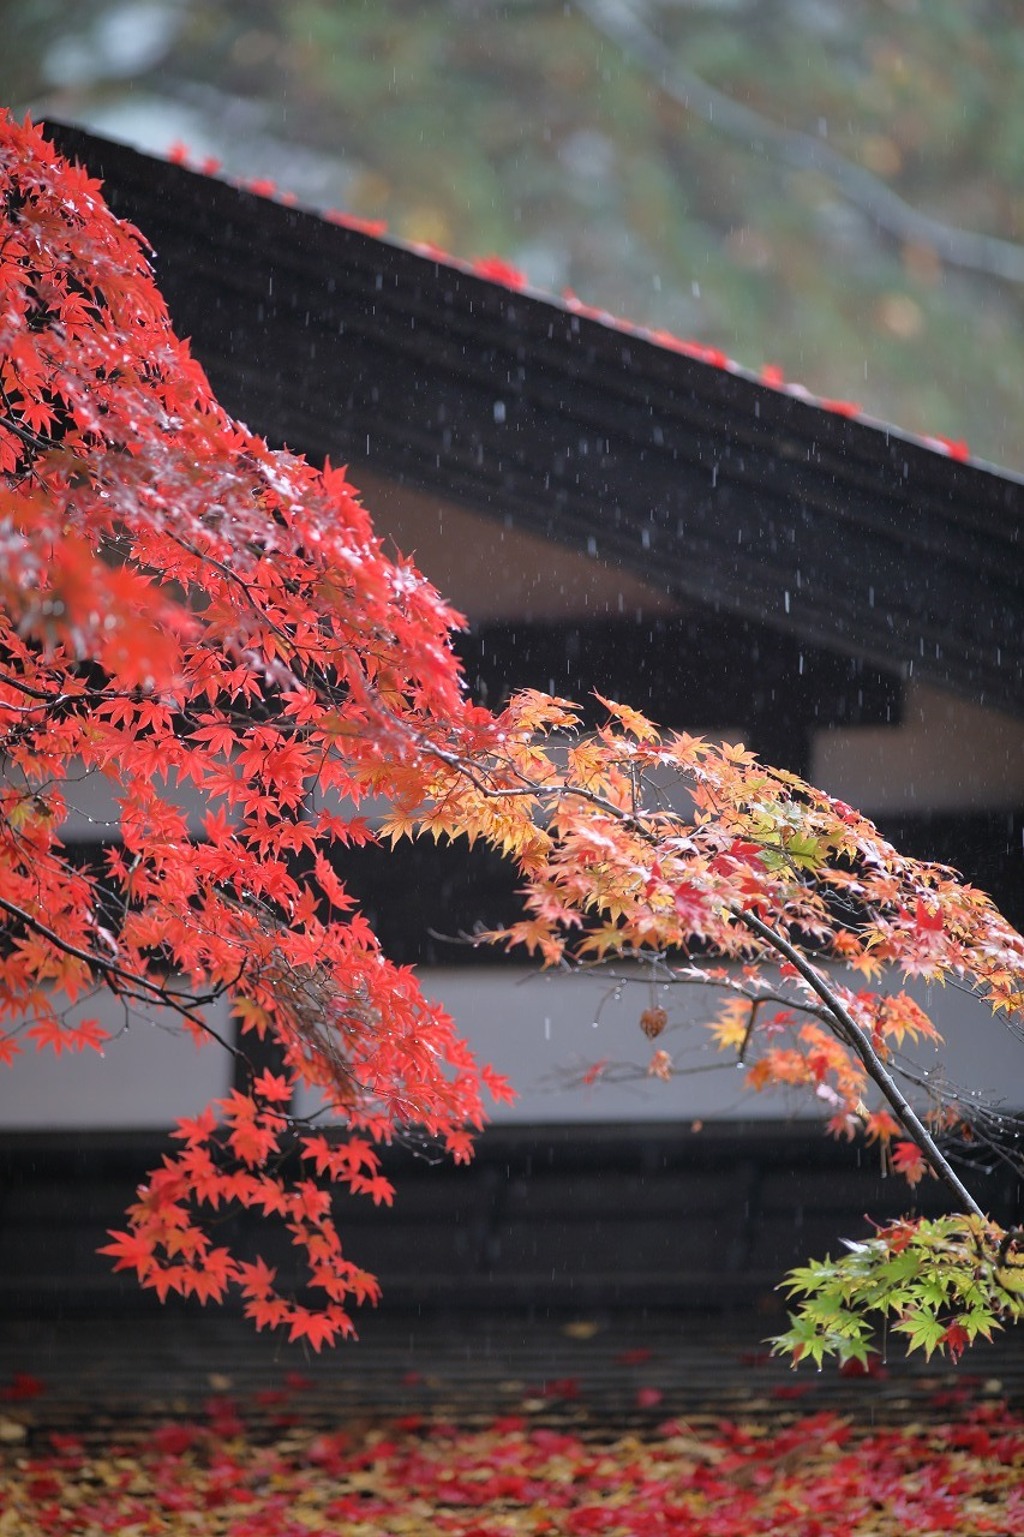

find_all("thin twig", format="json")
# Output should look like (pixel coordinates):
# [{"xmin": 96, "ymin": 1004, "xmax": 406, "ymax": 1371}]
[{"xmin": 0, "ymin": 891, "xmax": 242, "ymax": 1059}]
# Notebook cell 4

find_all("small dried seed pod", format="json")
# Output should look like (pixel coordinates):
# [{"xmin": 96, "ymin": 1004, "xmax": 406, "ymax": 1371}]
[{"xmin": 639, "ymin": 1006, "xmax": 668, "ymax": 1040}]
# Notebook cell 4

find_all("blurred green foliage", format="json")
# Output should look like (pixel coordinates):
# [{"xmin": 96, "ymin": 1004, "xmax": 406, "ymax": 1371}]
[{"xmin": 7, "ymin": 0, "xmax": 1024, "ymax": 470}]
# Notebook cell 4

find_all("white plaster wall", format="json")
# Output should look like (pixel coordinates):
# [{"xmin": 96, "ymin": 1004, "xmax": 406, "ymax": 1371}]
[
  {"xmin": 294, "ymin": 962, "xmax": 1024, "ymax": 1125},
  {"xmin": 4, "ymin": 960, "xmax": 1018, "ymax": 1131},
  {"xmin": 0, "ymin": 993, "xmax": 232, "ymax": 1129},
  {"xmin": 811, "ymin": 682, "xmax": 1024, "ymax": 814},
  {"xmin": 352, "ymin": 468, "xmax": 680, "ymax": 626}
]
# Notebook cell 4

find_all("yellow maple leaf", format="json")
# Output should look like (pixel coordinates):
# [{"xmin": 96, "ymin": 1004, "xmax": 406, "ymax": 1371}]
[{"xmin": 593, "ymin": 691, "xmax": 660, "ymax": 742}]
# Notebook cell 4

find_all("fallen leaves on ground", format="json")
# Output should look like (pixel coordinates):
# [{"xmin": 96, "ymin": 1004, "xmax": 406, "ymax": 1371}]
[{"xmin": 2, "ymin": 1395, "xmax": 1023, "ymax": 1536}]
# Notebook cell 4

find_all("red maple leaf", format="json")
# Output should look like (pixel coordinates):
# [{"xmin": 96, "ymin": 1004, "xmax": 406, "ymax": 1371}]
[{"xmin": 891, "ymin": 1140, "xmax": 929, "ymax": 1186}]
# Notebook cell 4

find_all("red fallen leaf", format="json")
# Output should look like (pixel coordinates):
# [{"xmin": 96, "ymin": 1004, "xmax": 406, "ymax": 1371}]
[
  {"xmin": 8, "ymin": 1402, "xmax": 1024, "ymax": 1530},
  {"xmin": 269, "ymin": 1412, "xmax": 301, "ymax": 1432},
  {"xmin": 492, "ymin": 1414, "xmax": 526, "ymax": 1433},
  {"xmin": 153, "ymin": 1422, "xmax": 199, "ymax": 1456},
  {"xmin": 306, "ymin": 1431, "xmax": 350, "ymax": 1471},
  {"xmin": 929, "ymin": 1386, "xmax": 972, "ymax": 1410},
  {"xmin": 473, "ymin": 255, "xmax": 527, "ymax": 289},
  {"xmin": 48, "ymin": 1433, "xmax": 83, "ymax": 1454},
  {"xmin": 615, "ymin": 1347, "xmax": 654, "ymax": 1366},
  {"xmin": 818, "ymin": 396, "xmax": 862, "ymax": 417},
  {"xmin": 566, "ymin": 1503, "xmax": 619, "ymax": 1533},
  {"xmin": 771, "ymin": 1382, "xmax": 815, "ymax": 1399},
  {"xmin": 839, "ymin": 1355, "xmax": 888, "ymax": 1379},
  {"xmin": 285, "ymin": 1371, "xmax": 314, "ymax": 1392},
  {"xmin": 324, "ymin": 209, "xmax": 389, "ymax": 237},
  {"xmin": 929, "ymin": 435, "xmax": 971, "ymax": 460},
  {"xmin": 636, "ymin": 1385, "xmax": 664, "ymax": 1409},
  {"xmin": 540, "ymin": 1376, "xmax": 581, "ymax": 1400},
  {"xmin": 1, "ymin": 1371, "xmax": 44, "ymax": 1401},
  {"xmin": 204, "ymin": 1396, "xmax": 244, "ymax": 1437},
  {"xmin": 26, "ymin": 1474, "xmax": 63, "ymax": 1501}
]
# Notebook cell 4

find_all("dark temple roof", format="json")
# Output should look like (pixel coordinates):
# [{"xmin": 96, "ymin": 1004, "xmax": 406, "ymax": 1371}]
[{"xmin": 47, "ymin": 123, "xmax": 1024, "ymax": 717}]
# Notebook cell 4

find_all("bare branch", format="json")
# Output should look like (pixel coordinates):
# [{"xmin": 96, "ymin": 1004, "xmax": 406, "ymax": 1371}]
[{"xmin": 579, "ymin": 0, "xmax": 1024, "ymax": 286}]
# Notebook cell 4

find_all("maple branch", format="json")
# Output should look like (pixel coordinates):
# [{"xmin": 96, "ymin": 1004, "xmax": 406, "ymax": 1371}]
[
  {"xmin": 737, "ymin": 999, "xmax": 760, "ymax": 1065},
  {"xmin": 0, "ymin": 667, "xmax": 63, "ymax": 701},
  {"xmin": 734, "ymin": 905, "xmax": 985, "ymax": 1218},
  {"xmin": 0, "ymin": 668, "xmax": 140, "ymax": 710},
  {"xmin": 0, "ymin": 891, "xmax": 241, "ymax": 1058},
  {"xmin": 0, "ymin": 410, "xmax": 53, "ymax": 454},
  {"xmin": 169, "ymin": 532, "xmax": 301, "ymax": 658},
  {"xmin": 556, "ymin": 1056, "xmax": 736, "ymax": 1089},
  {"xmin": 424, "ymin": 746, "xmax": 990, "ymax": 1211},
  {"xmin": 425, "ymin": 737, "xmax": 652, "ymax": 828},
  {"xmin": 422, "ymin": 739, "xmax": 1002, "ymax": 1219},
  {"xmin": 539, "ymin": 952, "xmax": 838, "ymax": 1031}
]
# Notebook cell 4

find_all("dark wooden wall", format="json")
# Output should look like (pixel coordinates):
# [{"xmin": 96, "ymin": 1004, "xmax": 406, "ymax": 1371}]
[
  {"xmin": 46, "ymin": 124, "xmax": 1024, "ymax": 717},
  {"xmin": 3, "ymin": 1123, "xmax": 1020, "ymax": 1318}
]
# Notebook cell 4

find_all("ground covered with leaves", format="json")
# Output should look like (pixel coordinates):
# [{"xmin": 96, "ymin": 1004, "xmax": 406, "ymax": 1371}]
[{"xmin": 3, "ymin": 1391, "xmax": 1023, "ymax": 1536}]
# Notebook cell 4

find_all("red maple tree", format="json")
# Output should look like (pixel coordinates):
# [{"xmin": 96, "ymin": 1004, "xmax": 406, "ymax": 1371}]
[
  {"xmin": 2, "ymin": 112, "xmax": 1022, "ymax": 1360},
  {"xmin": 0, "ymin": 112, "xmax": 512, "ymax": 1348}
]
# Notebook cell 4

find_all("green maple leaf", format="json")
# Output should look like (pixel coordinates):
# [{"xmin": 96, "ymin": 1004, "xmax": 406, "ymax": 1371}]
[{"xmin": 892, "ymin": 1309, "xmax": 946, "ymax": 1360}]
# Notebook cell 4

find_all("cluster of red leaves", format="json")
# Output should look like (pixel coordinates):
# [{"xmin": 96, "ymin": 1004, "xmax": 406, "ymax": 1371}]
[
  {"xmin": 0, "ymin": 111, "xmax": 512, "ymax": 1345},
  {"xmin": 3, "ymin": 1399, "xmax": 1022, "ymax": 1535}
]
